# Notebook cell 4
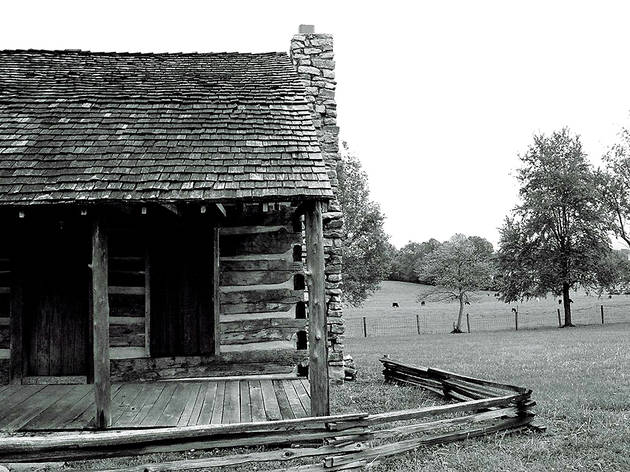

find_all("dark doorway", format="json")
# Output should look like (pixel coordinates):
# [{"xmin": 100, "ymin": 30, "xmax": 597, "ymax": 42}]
[
  {"xmin": 22, "ymin": 216, "xmax": 90, "ymax": 377},
  {"xmin": 150, "ymin": 215, "xmax": 215, "ymax": 357}
]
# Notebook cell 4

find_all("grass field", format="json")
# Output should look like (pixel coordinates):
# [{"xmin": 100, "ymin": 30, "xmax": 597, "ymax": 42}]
[
  {"xmin": 343, "ymin": 281, "xmax": 630, "ymax": 336},
  {"xmin": 334, "ymin": 323, "xmax": 630, "ymax": 471}
]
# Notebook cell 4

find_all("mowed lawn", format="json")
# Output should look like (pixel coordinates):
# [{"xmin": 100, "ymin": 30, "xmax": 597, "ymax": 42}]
[
  {"xmin": 332, "ymin": 324, "xmax": 630, "ymax": 471},
  {"xmin": 344, "ymin": 281, "xmax": 630, "ymax": 336}
]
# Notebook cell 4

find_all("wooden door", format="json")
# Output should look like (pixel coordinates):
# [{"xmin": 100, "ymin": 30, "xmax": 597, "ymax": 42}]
[
  {"xmin": 22, "ymin": 218, "xmax": 90, "ymax": 376},
  {"xmin": 150, "ymin": 216, "xmax": 215, "ymax": 357}
]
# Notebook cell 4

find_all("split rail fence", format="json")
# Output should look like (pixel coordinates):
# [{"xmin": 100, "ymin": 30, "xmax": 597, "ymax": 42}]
[
  {"xmin": 346, "ymin": 302, "xmax": 630, "ymax": 338},
  {"xmin": 0, "ymin": 358, "xmax": 541, "ymax": 471}
]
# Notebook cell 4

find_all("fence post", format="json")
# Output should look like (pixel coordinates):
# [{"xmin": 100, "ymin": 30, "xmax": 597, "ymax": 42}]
[
  {"xmin": 362, "ymin": 317, "xmax": 367, "ymax": 338},
  {"xmin": 557, "ymin": 308, "xmax": 562, "ymax": 327},
  {"xmin": 466, "ymin": 313, "xmax": 471, "ymax": 333},
  {"xmin": 601, "ymin": 305, "xmax": 604, "ymax": 324},
  {"xmin": 515, "ymin": 308, "xmax": 518, "ymax": 331},
  {"xmin": 416, "ymin": 314, "xmax": 421, "ymax": 335}
]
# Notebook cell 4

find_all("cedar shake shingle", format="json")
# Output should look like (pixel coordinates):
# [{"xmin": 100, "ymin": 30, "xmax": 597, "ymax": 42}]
[{"xmin": 0, "ymin": 50, "xmax": 333, "ymax": 204}]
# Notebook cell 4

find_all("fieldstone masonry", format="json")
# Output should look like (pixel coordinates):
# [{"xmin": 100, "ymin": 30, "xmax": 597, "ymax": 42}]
[{"xmin": 290, "ymin": 26, "xmax": 345, "ymax": 385}]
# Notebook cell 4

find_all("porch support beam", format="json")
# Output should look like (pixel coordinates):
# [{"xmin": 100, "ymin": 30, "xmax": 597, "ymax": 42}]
[
  {"xmin": 9, "ymin": 221, "xmax": 24, "ymax": 384},
  {"xmin": 91, "ymin": 218, "xmax": 111, "ymax": 429},
  {"xmin": 304, "ymin": 200, "xmax": 329, "ymax": 416},
  {"xmin": 213, "ymin": 225, "xmax": 221, "ymax": 356},
  {"xmin": 9, "ymin": 269, "xmax": 23, "ymax": 384}
]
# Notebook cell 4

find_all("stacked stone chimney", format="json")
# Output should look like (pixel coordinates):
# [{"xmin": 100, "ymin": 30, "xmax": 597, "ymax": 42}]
[{"xmin": 290, "ymin": 25, "xmax": 345, "ymax": 385}]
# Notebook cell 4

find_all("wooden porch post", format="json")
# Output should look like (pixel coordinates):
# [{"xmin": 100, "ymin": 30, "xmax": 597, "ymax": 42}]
[
  {"xmin": 9, "ymin": 271, "xmax": 23, "ymax": 384},
  {"xmin": 91, "ymin": 218, "xmax": 111, "ymax": 429},
  {"xmin": 213, "ymin": 225, "xmax": 221, "ymax": 356},
  {"xmin": 9, "ymin": 219, "xmax": 24, "ymax": 384},
  {"xmin": 304, "ymin": 200, "xmax": 329, "ymax": 416}
]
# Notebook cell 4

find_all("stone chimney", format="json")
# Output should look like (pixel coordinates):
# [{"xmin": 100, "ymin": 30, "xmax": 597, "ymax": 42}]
[{"xmin": 290, "ymin": 25, "xmax": 345, "ymax": 385}]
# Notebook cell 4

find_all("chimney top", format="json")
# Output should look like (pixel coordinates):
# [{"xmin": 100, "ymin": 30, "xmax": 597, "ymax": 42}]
[{"xmin": 299, "ymin": 24, "xmax": 315, "ymax": 34}]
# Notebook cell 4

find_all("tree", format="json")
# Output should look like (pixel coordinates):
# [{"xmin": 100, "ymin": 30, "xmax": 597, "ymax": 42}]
[
  {"xmin": 497, "ymin": 128, "xmax": 613, "ymax": 327},
  {"xmin": 338, "ymin": 142, "xmax": 392, "ymax": 306},
  {"xmin": 416, "ymin": 234, "xmax": 495, "ymax": 333},
  {"xmin": 600, "ymin": 127, "xmax": 630, "ymax": 248},
  {"xmin": 389, "ymin": 239, "xmax": 441, "ymax": 283}
]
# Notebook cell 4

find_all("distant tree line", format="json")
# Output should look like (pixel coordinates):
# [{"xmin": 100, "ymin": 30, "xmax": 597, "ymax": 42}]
[{"xmin": 339, "ymin": 127, "xmax": 630, "ymax": 323}]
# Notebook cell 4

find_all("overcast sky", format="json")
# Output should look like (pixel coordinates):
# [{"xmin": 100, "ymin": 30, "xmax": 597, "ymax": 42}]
[{"xmin": 3, "ymin": 1, "xmax": 630, "ymax": 248}]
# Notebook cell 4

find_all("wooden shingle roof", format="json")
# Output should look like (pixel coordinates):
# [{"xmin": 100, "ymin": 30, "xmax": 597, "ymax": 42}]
[{"xmin": 0, "ymin": 50, "xmax": 333, "ymax": 205}]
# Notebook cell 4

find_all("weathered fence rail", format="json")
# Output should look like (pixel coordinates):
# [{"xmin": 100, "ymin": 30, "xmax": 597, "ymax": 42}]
[{"xmin": 347, "ymin": 302, "xmax": 630, "ymax": 338}]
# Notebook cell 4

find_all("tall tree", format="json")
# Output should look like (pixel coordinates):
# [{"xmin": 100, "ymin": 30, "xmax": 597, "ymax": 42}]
[
  {"xmin": 600, "ymin": 127, "xmax": 630, "ymax": 248},
  {"xmin": 389, "ymin": 239, "xmax": 441, "ymax": 283},
  {"xmin": 338, "ymin": 142, "xmax": 392, "ymax": 306},
  {"xmin": 416, "ymin": 234, "xmax": 495, "ymax": 333},
  {"xmin": 497, "ymin": 128, "xmax": 612, "ymax": 326}
]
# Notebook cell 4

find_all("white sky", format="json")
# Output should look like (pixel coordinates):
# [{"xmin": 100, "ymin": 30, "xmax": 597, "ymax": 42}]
[{"xmin": 3, "ymin": 1, "xmax": 630, "ymax": 248}]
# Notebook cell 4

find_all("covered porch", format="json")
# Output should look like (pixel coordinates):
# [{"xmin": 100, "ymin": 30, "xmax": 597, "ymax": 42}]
[{"xmin": 0, "ymin": 377, "xmax": 311, "ymax": 432}]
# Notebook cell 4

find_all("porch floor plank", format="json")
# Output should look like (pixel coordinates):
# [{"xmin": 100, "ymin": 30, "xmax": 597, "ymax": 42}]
[
  {"xmin": 1, "ymin": 385, "xmax": 68, "ymax": 431},
  {"xmin": 177, "ymin": 383, "xmax": 203, "ymax": 427},
  {"xmin": 156, "ymin": 383, "xmax": 192, "ymax": 427},
  {"xmin": 196, "ymin": 381, "xmax": 218, "ymax": 425},
  {"xmin": 273, "ymin": 379, "xmax": 295, "ymax": 420},
  {"xmin": 126, "ymin": 383, "xmax": 166, "ymax": 426},
  {"xmin": 293, "ymin": 378, "xmax": 312, "ymax": 414},
  {"xmin": 0, "ymin": 378, "xmax": 310, "ymax": 432},
  {"xmin": 282, "ymin": 379, "xmax": 307, "ymax": 418},
  {"xmin": 260, "ymin": 380, "xmax": 282, "ymax": 421},
  {"xmin": 239, "ymin": 380, "xmax": 251, "ymax": 423},
  {"xmin": 222, "ymin": 380, "xmax": 241, "ymax": 424},
  {"xmin": 65, "ymin": 384, "xmax": 123, "ymax": 430},
  {"xmin": 249, "ymin": 380, "xmax": 266, "ymax": 422},
  {"xmin": 0, "ymin": 385, "xmax": 47, "ymax": 423},
  {"xmin": 185, "ymin": 382, "xmax": 207, "ymax": 426},
  {"xmin": 139, "ymin": 383, "xmax": 177, "ymax": 427},
  {"xmin": 210, "ymin": 381, "xmax": 226, "ymax": 424},
  {"xmin": 21, "ymin": 385, "xmax": 91, "ymax": 431},
  {"xmin": 114, "ymin": 383, "xmax": 155, "ymax": 428}
]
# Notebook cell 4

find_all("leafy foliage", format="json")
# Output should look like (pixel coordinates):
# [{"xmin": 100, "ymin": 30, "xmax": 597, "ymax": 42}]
[
  {"xmin": 497, "ymin": 128, "xmax": 613, "ymax": 326},
  {"xmin": 600, "ymin": 127, "xmax": 630, "ymax": 248},
  {"xmin": 416, "ymin": 234, "xmax": 495, "ymax": 331},
  {"xmin": 389, "ymin": 239, "xmax": 441, "ymax": 283},
  {"xmin": 338, "ymin": 142, "xmax": 392, "ymax": 306}
]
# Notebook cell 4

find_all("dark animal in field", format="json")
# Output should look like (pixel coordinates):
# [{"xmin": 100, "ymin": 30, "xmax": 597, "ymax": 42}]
[
  {"xmin": 420, "ymin": 301, "xmax": 425, "ymax": 306},
  {"xmin": 465, "ymin": 301, "xmax": 470, "ymax": 305},
  {"xmin": 392, "ymin": 302, "xmax": 399, "ymax": 308}
]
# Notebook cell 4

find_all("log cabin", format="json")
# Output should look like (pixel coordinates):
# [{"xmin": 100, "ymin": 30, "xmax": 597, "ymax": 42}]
[{"xmin": 0, "ymin": 26, "xmax": 344, "ymax": 428}]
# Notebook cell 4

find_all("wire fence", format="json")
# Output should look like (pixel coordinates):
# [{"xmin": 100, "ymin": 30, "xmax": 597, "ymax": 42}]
[{"xmin": 345, "ymin": 302, "xmax": 630, "ymax": 338}]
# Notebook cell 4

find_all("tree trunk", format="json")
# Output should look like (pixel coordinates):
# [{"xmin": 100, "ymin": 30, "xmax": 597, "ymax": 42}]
[
  {"xmin": 562, "ymin": 282, "xmax": 574, "ymax": 327},
  {"xmin": 454, "ymin": 294, "xmax": 465, "ymax": 333}
]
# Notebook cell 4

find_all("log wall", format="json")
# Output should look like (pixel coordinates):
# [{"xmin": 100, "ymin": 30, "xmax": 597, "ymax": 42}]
[
  {"xmin": 107, "ymin": 227, "xmax": 148, "ymax": 362},
  {"xmin": 110, "ymin": 202, "xmax": 309, "ymax": 381},
  {"xmin": 217, "ymin": 202, "xmax": 307, "ymax": 376},
  {"xmin": 0, "ymin": 248, "xmax": 10, "ymax": 383}
]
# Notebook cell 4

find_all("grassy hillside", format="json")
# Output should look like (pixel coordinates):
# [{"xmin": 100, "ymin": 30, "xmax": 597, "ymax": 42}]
[
  {"xmin": 343, "ymin": 280, "xmax": 630, "ymax": 336},
  {"xmin": 333, "ymin": 323, "xmax": 630, "ymax": 471}
]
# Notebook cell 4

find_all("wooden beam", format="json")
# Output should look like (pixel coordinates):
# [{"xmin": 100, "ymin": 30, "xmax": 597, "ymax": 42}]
[
  {"xmin": 91, "ymin": 218, "xmax": 112, "ymax": 429},
  {"xmin": 215, "ymin": 203, "xmax": 227, "ymax": 218},
  {"xmin": 213, "ymin": 226, "xmax": 221, "ymax": 356},
  {"xmin": 304, "ymin": 200, "xmax": 329, "ymax": 416},
  {"xmin": 9, "ymin": 231, "xmax": 23, "ymax": 384},
  {"xmin": 144, "ymin": 248, "xmax": 151, "ymax": 357}
]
